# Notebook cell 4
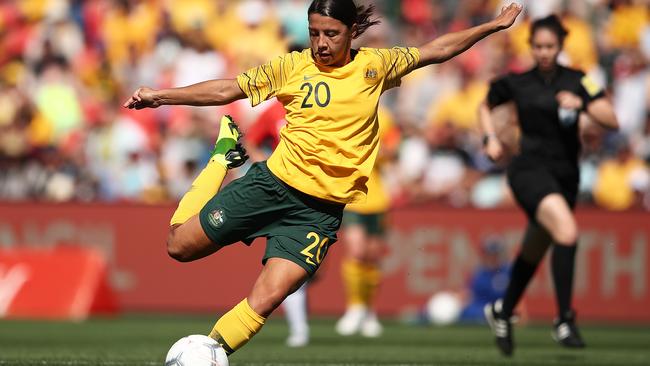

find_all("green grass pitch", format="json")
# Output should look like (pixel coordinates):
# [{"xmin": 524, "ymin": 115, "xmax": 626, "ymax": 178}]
[{"xmin": 1, "ymin": 315, "xmax": 648, "ymax": 365}]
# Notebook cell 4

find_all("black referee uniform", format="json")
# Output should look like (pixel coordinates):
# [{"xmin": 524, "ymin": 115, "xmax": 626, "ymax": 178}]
[{"xmin": 486, "ymin": 65, "xmax": 605, "ymax": 219}]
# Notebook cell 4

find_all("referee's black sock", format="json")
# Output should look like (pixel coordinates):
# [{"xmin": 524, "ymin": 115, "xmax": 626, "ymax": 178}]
[
  {"xmin": 551, "ymin": 243, "xmax": 577, "ymax": 320},
  {"xmin": 501, "ymin": 255, "xmax": 538, "ymax": 318}
]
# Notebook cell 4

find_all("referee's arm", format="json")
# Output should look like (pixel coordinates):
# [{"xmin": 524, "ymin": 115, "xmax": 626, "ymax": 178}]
[
  {"xmin": 416, "ymin": 3, "xmax": 522, "ymax": 67},
  {"xmin": 585, "ymin": 98, "xmax": 618, "ymax": 130}
]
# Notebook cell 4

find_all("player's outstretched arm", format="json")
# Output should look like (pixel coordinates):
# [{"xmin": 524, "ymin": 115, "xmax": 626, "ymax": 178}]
[
  {"xmin": 416, "ymin": 3, "xmax": 522, "ymax": 67},
  {"xmin": 123, "ymin": 79, "xmax": 246, "ymax": 109}
]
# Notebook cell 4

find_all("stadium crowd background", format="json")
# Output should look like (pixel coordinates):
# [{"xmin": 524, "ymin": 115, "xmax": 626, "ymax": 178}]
[{"xmin": 0, "ymin": 0, "xmax": 648, "ymax": 211}]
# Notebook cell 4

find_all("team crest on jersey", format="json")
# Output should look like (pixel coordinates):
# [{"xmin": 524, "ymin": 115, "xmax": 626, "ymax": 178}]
[
  {"xmin": 208, "ymin": 209, "xmax": 226, "ymax": 228},
  {"xmin": 364, "ymin": 66, "xmax": 379, "ymax": 83}
]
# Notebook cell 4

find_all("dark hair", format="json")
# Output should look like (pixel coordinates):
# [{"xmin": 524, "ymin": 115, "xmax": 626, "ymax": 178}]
[
  {"xmin": 308, "ymin": 0, "xmax": 380, "ymax": 39},
  {"xmin": 530, "ymin": 14, "xmax": 569, "ymax": 46}
]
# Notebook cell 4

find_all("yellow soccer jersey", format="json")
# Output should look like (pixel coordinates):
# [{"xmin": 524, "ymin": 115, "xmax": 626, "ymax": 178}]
[{"xmin": 237, "ymin": 47, "xmax": 420, "ymax": 203}]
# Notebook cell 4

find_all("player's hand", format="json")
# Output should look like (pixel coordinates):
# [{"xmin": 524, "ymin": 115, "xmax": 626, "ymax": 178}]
[
  {"xmin": 123, "ymin": 87, "xmax": 159, "ymax": 109},
  {"xmin": 484, "ymin": 137, "xmax": 504, "ymax": 162},
  {"xmin": 493, "ymin": 3, "xmax": 523, "ymax": 30},
  {"xmin": 556, "ymin": 91, "xmax": 583, "ymax": 110}
]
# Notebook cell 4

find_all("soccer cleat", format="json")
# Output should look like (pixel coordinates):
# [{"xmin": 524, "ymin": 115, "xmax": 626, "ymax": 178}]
[
  {"xmin": 360, "ymin": 311, "xmax": 383, "ymax": 338},
  {"xmin": 335, "ymin": 305, "xmax": 367, "ymax": 336},
  {"xmin": 210, "ymin": 115, "xmax": 249, "ymax": 169},
  {"xmin": 552, "ymin": 310, "xmax": 586, "ymax": 348},
  {"xmin": 286, "ymin": 331, "xmax": 309, "ymax": 348},
  {"xmin": 484, "ymin": 300, "xmax": 514, "ymax": 356}
]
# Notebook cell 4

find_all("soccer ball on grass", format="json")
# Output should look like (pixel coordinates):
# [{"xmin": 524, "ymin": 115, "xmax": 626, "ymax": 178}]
[{"xmin": 165, "ymin": 334, "xmax": 229, "ymax": 366}]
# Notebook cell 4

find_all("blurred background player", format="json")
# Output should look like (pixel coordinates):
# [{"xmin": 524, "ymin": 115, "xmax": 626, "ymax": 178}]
[
  {"xmin": 335, "ymin": 104, "xmax": 400, "ymax": 338},
  {"xmin": 458, "ymin": 237, "xmax": 510, "ymax": 324},
  {"xmin": 479, "ymin": 14, "xmax": 619, "ymax": 357}
]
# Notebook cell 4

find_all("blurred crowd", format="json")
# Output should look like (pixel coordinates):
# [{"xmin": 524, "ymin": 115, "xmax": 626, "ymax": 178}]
[{"xmin": 0, "ymin": 0, "xmax": 648, "ymax": 211}]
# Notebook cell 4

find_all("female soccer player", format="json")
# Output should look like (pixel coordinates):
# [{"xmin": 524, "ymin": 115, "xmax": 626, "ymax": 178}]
[
  {"xmin": 479, "ymin": 15, "xmax": 618, "ymax": 357},
  {"xmin": 124, "ymin": 0, "xmax": 522, "ymax": 356}
]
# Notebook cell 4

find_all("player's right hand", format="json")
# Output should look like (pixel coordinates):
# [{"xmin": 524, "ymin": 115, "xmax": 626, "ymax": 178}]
[
  {"xmin": 484, "ymin": 137, "xmax": 504, "ymax": 163},
  {"xmin": 123, "ymin": 87, "xmax": 159, "ymax": 109},
  {"xmin": 493, "ymin": 3, "xmax": 523, "ymax": 30}
]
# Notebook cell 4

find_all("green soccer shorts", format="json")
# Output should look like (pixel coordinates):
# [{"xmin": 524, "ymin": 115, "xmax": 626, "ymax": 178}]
[
  {"xmin": 342, "ymin": 211, "xmax": 387, "ymax": 236},
  {"xmin": 199, "ymin": 162, "xmax": 344, "ymax": 276}
]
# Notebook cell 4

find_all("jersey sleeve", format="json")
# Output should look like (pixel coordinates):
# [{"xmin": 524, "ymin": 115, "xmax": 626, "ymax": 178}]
[
  {"xmin": 237, "ymin": 52, "xmax": 299, "ymax": 107},
  {"xmin": 486, "ymin": 75, "xmax": 513, "ymax": 108},
  {"xmin": 374, "ymin": 47, "xmax": 420, "ymax": 91},
  {"xmin": 577, "ymin": 73, "xmax": 606, "ymax": 110}
]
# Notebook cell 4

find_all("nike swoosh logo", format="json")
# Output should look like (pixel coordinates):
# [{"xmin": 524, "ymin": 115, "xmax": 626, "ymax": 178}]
[{"xmin": 303, "ymin": 75, "xmax": 315, "ymax": 80}]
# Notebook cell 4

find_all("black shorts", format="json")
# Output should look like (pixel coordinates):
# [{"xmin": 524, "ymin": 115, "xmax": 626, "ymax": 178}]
[
  {"xmin": 199, "ymin": 162, "xmax": 344, "ymax": 276},
  {"xmin": 507, "ymin": 157, "xmax": 579, "ymax": 221}
]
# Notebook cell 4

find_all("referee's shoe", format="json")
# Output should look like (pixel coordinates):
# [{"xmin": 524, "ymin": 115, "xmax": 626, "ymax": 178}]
[
  {"xmin": 552, "ymin": 310, "xmax": 586, "ymax": 348},
  {"xmin": 484, "ymin": 300, "xmax": 514, "ymax": 356}
]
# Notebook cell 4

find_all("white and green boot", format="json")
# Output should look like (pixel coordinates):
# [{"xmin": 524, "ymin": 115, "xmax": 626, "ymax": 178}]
[{"xmin": 210, "ymin": 115, "xmax": 249, "ymax": 169}]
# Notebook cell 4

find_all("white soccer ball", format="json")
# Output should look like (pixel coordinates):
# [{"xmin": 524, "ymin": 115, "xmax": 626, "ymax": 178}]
[
  {"xmin": 165, "ymin": 335, "xmax": 229, "ymax": 366},
  {"xmin": 426, "ymin": 291, "xmax": 462, "ymax": 326}
]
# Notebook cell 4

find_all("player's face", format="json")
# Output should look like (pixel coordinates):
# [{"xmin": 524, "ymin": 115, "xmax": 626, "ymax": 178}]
[
  {"xmin": 308, "ymin": 13, "xmax": 355, "ymax": 67},
  {"xmin": 530, "ymin": 28, "xmax": 561, "ymax": 71}
]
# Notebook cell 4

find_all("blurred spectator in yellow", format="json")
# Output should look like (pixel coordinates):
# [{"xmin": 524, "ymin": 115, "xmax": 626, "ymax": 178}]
[
  {"xmin": 102, "ymin": 0, "xmax": 160, "ymax": 70},
  {"xmin": 594, "ymin": 135, "xmax": 650, "ymax": 210},
  {"xmin": 167, "ymin": 0, "xmax": 220, "ymax": 34},
  {"xmin": 205, "ymin": 0, "xmax": 287, "ymax": 72},
  {"xmin": 604, "ymin": 0, "xmax": 650, "ymax": 50},
  {"xmin": 427, "ymin": 61, "xmax": 488, "ymax": 132}
]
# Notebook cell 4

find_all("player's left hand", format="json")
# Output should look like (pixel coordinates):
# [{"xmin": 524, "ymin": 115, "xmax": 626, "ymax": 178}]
[
  {"xmin": 493, "ymin": 3, "xmax": 523, "ymax": 30},
  {"xmin": 556, "ymin": 91, "xmax": 583, "ymax": 110}
]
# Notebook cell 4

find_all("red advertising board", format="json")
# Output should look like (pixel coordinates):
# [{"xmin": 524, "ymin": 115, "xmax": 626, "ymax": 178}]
[
  {"xmin": 0, "ymin": 203, "xmax": 647, "ymax": 321},
  {"xmin": 0, "ymin": 246, "xmax": 118, "ymax": 319}
]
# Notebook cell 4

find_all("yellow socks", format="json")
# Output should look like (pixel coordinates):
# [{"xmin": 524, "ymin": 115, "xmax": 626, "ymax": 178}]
[
  {"xmin": 342, "ymin": 259, "xmax": 366, "ymax": 306},
  {"xmin": 361, "ymin": 263, "xmax": 381, "ymax": 306},
  {"xmin": 209, "ymin": 298, "xmax": 266, "ymax": 355},
  {"xmin": 342, "ymin": 259, "xmax": 381, "ymax": 307},
  {"xmin": 169, "ymin": 160, "xmax": 226, "ymax": 225},
  {"xmin": 169, "ymin": 115, "xmax": 243, "ymax": 225}
]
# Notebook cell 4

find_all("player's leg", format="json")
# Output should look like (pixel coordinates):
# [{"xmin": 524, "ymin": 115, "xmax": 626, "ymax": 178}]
[
  {"xmin": 485, "ymin": 222, "xmax": 551, "ymax": 356},
  {"xmin": 206, "ymin": 170, "xmax": 343, "ymax": 354},
  {"xmin": 282, "ymin": 282, "xmax": 310, "ymax": 347},
  {"xmin": 209, "ymin": 258, "xmax": 309, "ymax": 355},
  {"xmin": 337, "ymin": 220, "xmax": 371, "ymax": 336},
  {"xmin": 536, "ymin": 193, "xmax": 585, "ymax": 348},
  {"xmin": 359, "ymin": 233, "xmax": 383, "ymax": 338},
  {"xmin": 167, "ymin": 115, "xmax": 248, "ymax": 262}
]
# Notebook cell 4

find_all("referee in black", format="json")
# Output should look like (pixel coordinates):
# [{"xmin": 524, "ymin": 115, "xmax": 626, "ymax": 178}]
[{"xmin": 478, "ymin": 15, "xmax": 618, "ymax": 357}]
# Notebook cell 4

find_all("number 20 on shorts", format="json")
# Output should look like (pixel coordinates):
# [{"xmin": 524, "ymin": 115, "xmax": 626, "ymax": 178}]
[{"xmin": 301, "ymin": 232, "xmax": 329, "ymax": 266}]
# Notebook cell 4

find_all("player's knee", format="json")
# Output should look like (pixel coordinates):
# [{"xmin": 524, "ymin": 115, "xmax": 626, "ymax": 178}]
[{"xmin": 167, "ymin": 229, "xmax": 193, "ymax": 262}]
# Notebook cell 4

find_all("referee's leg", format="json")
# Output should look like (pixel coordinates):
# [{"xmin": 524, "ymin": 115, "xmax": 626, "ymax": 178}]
[{"xmin": 535, "ymin": 193, "xmax": 578, "ymax": 246}]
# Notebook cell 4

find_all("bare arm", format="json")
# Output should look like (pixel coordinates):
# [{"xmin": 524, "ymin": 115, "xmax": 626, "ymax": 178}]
[
  {"xmin": 123, "ymin": 79, "xmax": 246, "ymax": 109},
  {"xmin": 586, "ymin": 98, "xmax": 618, "ymax": 130},
  {"xmin": 417, "ymin": 3, "xmax": 522, "ymax": 67},
  {"xmin": 478, "ymin": 101, "xmax": 504, "ymax": 162}
]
